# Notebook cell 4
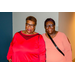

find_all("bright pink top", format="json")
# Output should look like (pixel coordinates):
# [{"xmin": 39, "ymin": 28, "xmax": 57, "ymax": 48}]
[
  {"xmin": 7, "ymin": 31, "xmax": 46, "ymax": 62},
  {"xmin": 42, "ymin": 32, "xmax": 72, "ymax": 62}
]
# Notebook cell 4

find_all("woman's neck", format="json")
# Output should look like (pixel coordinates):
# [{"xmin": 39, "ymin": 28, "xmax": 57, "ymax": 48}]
[
  {"xmin": 46, "ymin": 31, "xmax": 58, "ymax": 38},
  {"xmin": 22, "ymin": 30, "xmax": 37, "ymax": 35}
]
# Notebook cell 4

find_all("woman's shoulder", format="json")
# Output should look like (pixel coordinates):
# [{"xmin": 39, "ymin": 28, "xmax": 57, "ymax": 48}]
[
  {"xmin": 58, "ymin": 31, "xmax": 67, "ymax": 36},
  {"xmin": 42, "ymin": 33, "xmax": 45, "ymax": 35},
  {"xmin": 34, "ymin": 32, "xmax": 45, "ymax": 39},
  {"xmin": 57, "ymin": 31, "xmax": 68, "ymax": 40},
  {"xmin": 13, "ymin": 31, "xmax": 21, "ymax": 37},
  {"xmin": 58, "ymin": 32, "xmax": 71, "ymax": 44},
  {"xmin": 42, "ymin": 33, "xmax": 45, "ymax": 37}
]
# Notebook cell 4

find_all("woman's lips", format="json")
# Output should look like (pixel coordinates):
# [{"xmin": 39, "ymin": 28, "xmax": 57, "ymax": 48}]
[{"xmin": 27, "ymin": 29, "xmax": 31, "ymax": 31}]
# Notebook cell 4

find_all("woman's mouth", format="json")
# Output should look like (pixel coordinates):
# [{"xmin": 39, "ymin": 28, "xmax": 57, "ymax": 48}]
[{"xmin": 27, "ymin": 29, "xmax": 31, "ymax": 31}]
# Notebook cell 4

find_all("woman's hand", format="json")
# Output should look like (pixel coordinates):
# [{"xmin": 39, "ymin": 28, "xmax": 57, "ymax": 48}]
[{"xmin": 8, "ymin": 59, "xmax": 12, "ymax": 62}]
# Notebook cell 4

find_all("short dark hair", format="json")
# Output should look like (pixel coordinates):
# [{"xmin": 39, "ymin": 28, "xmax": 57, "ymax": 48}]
[
  {"xmin": 26, "ymin": 16, "xmax": 37, "ymax": 25},
  {"xmin": 44, "ymin": 18, "xmax": 55, "ymax": 27}
]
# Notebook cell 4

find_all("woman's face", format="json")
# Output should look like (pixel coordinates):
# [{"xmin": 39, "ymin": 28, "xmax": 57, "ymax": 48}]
[
  {"xmin": 25, "ymin": 20, "xmax": 36, "ymax": 34},
  {"xmin": 45, "ymin": 21, "xmax": 55, "ymax": 34}
]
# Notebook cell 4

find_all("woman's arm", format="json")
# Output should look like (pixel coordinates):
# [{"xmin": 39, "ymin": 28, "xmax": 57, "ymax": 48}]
[
  {"xmin": 7, "ymin": 41, "xmax": 13, "ymax": 61},
  {"xmin": 38, "ymin": 35, "xmax": 46, "ymax": 62},
  {"xmin": 63, "ymin": 34, "xmax": 72, "ymax": 62},
  {"xmin": 7, "ymin": 33, "xmax": 17, "ymax": 62}
]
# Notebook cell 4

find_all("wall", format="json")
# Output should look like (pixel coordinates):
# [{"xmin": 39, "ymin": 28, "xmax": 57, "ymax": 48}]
[
  {"xmin": 58, "ymin": 12, "xmax": 75, "ymax": 60},
  {"xmin": 0, "ymin": 12, "xmax": 12, "ymax": 62},
  {"xmin": 13, "ymin": 12, "xmax": 58, "ymax": 36}
]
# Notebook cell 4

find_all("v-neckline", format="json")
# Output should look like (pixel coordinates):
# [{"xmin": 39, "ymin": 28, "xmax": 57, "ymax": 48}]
[
  {"xmin": 45, "ymin": 32, "xmax": 59, "ymax": 40},
  {"xmin": 18, "ymin": 31, "xmax": 39, "ymax": 40}
]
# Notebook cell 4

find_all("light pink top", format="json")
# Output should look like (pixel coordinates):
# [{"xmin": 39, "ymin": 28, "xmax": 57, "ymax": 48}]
[{"xmin": 42, "ymin": 32, "xmax": 72, "ymax": 62}]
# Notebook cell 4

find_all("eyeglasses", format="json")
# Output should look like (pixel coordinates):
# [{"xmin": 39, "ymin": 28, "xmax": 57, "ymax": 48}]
[
  {"xmin": 46, "ymin": 24, "xmax": 55, "ymax": 28},
  {"xmin": 26, "ymin": 23, "xmax": 35, "ymax": 28}
]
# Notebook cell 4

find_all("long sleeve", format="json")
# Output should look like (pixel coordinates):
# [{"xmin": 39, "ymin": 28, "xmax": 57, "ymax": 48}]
[
  {"xmin": 7, "ymin": 33, "xmax": 17, "ymax": 60},
  {"xmin": 63, "ymin": 34, "xmax": 72, "ymax": 62},
  {"xmin": 7, "ymin": 42, "xmax": 13, "ymax": 60},
  {"xmin": 38, "ymin": 35, "xmax": 46, "ymax": 62}
]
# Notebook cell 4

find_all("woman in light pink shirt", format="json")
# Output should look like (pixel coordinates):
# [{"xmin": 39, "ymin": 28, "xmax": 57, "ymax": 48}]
[{"xmin": 42, "ymin": 18, "xmax": 72, "ymax": 62}]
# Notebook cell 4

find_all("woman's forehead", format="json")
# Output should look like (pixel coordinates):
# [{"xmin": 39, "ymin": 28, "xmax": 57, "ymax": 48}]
[
  {"xmin": 46, "ymin": 21, "xmax": 54, "ymax": 24},
  {"xmin": 26, "ymin": 20, "xmax": 35, "ymax": 24}
]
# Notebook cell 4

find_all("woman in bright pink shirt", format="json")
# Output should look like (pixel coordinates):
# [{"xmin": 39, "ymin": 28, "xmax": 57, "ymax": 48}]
[
  {"xmin": 7, "ymin": 16, "xmax": 46, "ymax": 62},
  {"xmin": 42, "ymin": 18, "xmax": 72, "ymax": 62}
]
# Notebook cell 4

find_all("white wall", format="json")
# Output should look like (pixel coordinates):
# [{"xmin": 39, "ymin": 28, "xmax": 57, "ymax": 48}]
[{"xmin": 13, "ymin": 12, "xmax": 58, "ymax": 36}]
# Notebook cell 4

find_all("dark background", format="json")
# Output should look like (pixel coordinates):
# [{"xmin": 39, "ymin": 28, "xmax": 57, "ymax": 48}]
[{"xmin": 0, "ymin": 12, "xmax": 12, "ymax": 62}]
